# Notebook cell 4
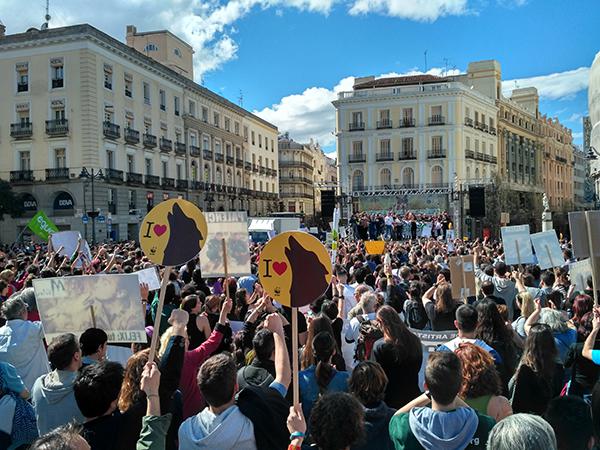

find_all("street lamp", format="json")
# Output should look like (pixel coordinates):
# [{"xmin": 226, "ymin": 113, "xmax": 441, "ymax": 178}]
[
  {"xmin": 204, "ymin": 192, "xmax": 214, "ymax": 212},
  {"xmin": 451, "ymin": 173, "xmax": 462, "ymax": 239},
  {"xmin": 79, "ymin": 167, "xmax": 104, "ymax": 244},
  {"xmin": 586, "ymin": 146, "xmax": 599, "ymax": 160}
]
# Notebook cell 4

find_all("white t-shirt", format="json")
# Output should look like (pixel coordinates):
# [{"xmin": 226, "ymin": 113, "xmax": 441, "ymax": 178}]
[
  {"xmin": 341, "ymin": 312, "xmax": 377, "ymax": 370},
  {"xmin": 385, "ymin": 216, "xmax": 393, "ymax": 226},
  {"xmin": 341, "ymin": 284, "xmax": 357, "ymax": 319}
]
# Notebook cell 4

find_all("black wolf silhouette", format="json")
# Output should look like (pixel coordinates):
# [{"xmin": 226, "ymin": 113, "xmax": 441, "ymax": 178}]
[
  {"xmin": 284, "ymin": 235, "xmax": 329, "ymax": 307},
  {"xmin": 163, "ymin": 203, "xmax": 204, "ymax": 266}
]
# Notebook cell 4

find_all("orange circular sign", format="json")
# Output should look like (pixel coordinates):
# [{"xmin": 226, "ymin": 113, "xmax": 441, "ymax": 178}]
[{"xmin": 258, "ymin": 232, "xmax": 332, "ymax": 307}]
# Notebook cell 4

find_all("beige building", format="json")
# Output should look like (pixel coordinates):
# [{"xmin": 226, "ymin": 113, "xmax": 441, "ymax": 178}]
[
  {"xmin": 278, "ymin": 134, "xmax": 315, "ymax": 217},
  {"xmin": 0, "ymin": 23, "xmax": 278, "ymax": 243}
]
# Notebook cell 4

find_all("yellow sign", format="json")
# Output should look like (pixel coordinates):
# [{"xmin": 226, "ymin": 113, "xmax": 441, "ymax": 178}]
[
  {"xmin": 365, "ymin": 241, "xmax": 385, "ymax": 255},
  {"xmin": 139, "ymin": 199, "xmax": 208, "ymax": 266},
  {"xmin": 259, "ymin": 232, "xmax": 332, "ymax": 307}
]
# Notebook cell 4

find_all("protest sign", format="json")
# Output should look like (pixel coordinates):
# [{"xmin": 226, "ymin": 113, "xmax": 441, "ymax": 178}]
[
  {"xmin": 139, "ymin": 198, "xmax": 207, "ymax": 267},
  {"xmin": 365, "ymin": 241, "xmax": 385, "ymax": 255},
  {"xmin": 258, "ymin": 231, "xmax": 332, "ymax": 407},
  {"xmin": 50, "ymin": 231, "xmax": 92, "ymax": 268},
  {"xmin": 449, "ymin": 255, "xmax": 476, "ymax": 299},
  {"xmin": 27, "ymin": 211, "xmax": 58, "ymax": 240},
  {"xmin": 33, "ymin": 274, "xmax": 145, "ymax": 343},
  {"xmin": 501, "ymin": 225, "xmax": 534, "ymax": 265},
  {"xmin": 421, "ymin": 223, "xmax": 432, "ymax": 237},
  {"xmin": 569, "ymin": 212, "xmax": 589, "ymax": 258},
  {"xmin": 410, "ymin": 328, "xmax": 458, "ymax": 389},
  {"xmin": 136, "ymin": 267, "xmax": 161, "ymax": 291},
  {"xmin": 568, "ymin": 211, "xmax": 600, "ymax": 304},
  {"xmin": 570, "ymin": 259, "xmax": 592, "ymax": 293},
  {"xmin": 199, "ymin": 211, "xmax": 250, "ymax": 278},
  {"xmin": 530, "ymin": 230, "xmax": 563, "ymax": 269}
]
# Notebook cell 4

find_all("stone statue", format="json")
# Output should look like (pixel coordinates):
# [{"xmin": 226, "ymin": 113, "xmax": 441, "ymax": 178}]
[{"xmin": 542, "ymin": 193, "xmax": 550, "ymax": 212}]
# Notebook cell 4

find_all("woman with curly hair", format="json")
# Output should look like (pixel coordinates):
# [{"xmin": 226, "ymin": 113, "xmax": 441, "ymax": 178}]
[
  {"xmin": 454, "ymin": 343, "xmax": 513, "ymax": 421},
  {"xmin": 570, "ymin": 294, "xmax": 594, "ymax": 333},
  {"xmin": 564, "ymin": 311, "xmax": 600, "ymax": 398}
]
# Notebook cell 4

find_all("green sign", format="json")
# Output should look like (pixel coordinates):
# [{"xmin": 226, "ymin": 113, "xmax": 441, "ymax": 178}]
[{"xmin": 27, "ymin": 211, "xmax": 59, "ymax": 240}]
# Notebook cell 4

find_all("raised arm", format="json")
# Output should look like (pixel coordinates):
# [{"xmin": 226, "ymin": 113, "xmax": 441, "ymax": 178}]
[
  {"xmin": 265, "ymin": 312, "xmax": 291, "ymax": 390},
  {"xmin": 582, "ymin": 307, "xmax": 600, "ymax": 362},
  {"xmin": 524, "ymin": 298, "xmax": 542, "ymax": 336}
]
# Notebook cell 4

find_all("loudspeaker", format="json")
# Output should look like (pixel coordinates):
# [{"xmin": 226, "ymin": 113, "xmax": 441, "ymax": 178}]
[
  {"xmin": 320, "ymin": 190, "xmax": 335, "ymax": 219},
  {"xmin": 469, "ymin": 187, "xmax": 485, "ymax": 217}
]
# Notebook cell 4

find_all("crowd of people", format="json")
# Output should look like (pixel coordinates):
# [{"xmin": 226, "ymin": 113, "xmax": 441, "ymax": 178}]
[
  {"xmin": 349, "ymin": 212, "xmax": 453, "ymax": 241},
  {"xmin": 0, "ymin": 220, "xmax": 598, "ymax": 450}
]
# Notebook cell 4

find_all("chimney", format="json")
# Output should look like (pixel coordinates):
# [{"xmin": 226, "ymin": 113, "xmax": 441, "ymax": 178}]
[
  {"xmin": 126, "ymin": 25, "xmax": 136, "ymax": 36},
  {"xmin": 0, "ymin": 21, "xmax": 6, "ymax": 38}
]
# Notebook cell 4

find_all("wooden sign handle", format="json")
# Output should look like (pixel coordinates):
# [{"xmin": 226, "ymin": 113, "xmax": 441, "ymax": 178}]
[
  {"xmin": 545, "ymin": 244, "xmax": 555, "ymax": 269},
  {"xmin": 222, "ymin": 238, "xmax": 229, "ymax": 300},
  {"xmin": 292, "ymin": 306, "xmax": 300, "ymax": 408},
  {"xmin": 515, "ymin": 240, "xmax": 522, "ymax": 267},
  {"xmin": 461, "ymin": 256, "xmax": 468, "ymax": 301},
  {"xmin": 148, "ymin": 266, "xmax": 172, "ymax": 363},
  {"xmin": 90, "ymin": 305, "xmax": 96, "ymax": 329}
]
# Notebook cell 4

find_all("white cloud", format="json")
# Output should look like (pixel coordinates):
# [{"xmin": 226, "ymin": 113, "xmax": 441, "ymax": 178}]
[
  {"xmin": 573, "ymin": 131, "xmax": 584, "ymax": 140},
  {"xmin": 566, "ymin": 112, "xmax": 585, "ymax": 123},
  {"xmin": 348, "ymin": 0, "xmax": 469, "ymax": 21},
  {"xmin": 503, "ymin": 67, "xmax": 590, "ymax": 100}
]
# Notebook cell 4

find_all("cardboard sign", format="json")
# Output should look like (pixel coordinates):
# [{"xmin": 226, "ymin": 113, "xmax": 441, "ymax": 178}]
[
  {"xmin": 258, "ymin": 231, "xmax": 332, "ymax": 307},
  {"xmin": 33, "ymin": 274, "xmax": 146, "ymax": 343},
  {"xmin": 139, "ymin": 199, "xmax": 208, "ymax": 266},
  {"xmin": 421, "ymin": 224, "xmax": 432, "ymax": 237},
  {"xmin": 570, "ymin": 259, "xmax": 592, "ymax": 293},
  {"xmin": 569, "ymin": 212, "xmax": 589, "ymax": 258},
  {"xmin": 449, "ymin": 255, "xmax": 476, "ymax": 299},
  {"xmin": 199, "ymin": 211, "xmax": 251, "ymax": 278},
  {"xmin": 501, "ymin": 225, "xmax": 534, "ymax": 265},
  {"xmin": 530, "ymin": 230, "xmax": 564, "ymax": 270},
  {"xmin": 365, "ymin": 241, "xmax": 385, "ymax": 255},
  {"xmin": 411, "ymin": 328, "xmax": 458, "ymax": 389},
  {"xmin": 137, "ymin": 267, "xmax": 161, "ymax": 291},
  {"xmin": 50, "ymin": 231, "xmax": 92, "ymax": 268}
]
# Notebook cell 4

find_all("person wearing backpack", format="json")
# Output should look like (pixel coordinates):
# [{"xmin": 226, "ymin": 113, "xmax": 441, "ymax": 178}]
[
  {"xmin": 343, "ymin": 292, "xmax": 379, "ymax": 369},
  {"xmin": 370, "ymin": 305, "xmax": 422, "ymax": 409},
  {"xmin": 403, "ymin": 282, "xmax": 428, "ymax": 330}
]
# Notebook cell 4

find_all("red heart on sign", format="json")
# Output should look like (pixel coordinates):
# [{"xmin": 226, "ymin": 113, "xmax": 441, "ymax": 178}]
[
  {"xmin": 273, "ymin": 261, "xmax": 287, "ymax": 275},
  {"xmin": 153, "ymin": 224, "xmax": 167, "ymax": 236}
]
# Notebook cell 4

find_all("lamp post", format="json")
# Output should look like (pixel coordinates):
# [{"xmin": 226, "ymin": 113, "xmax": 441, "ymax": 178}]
[
  {"xmin": 79, "ymin": 167, "xmax": 104, "ymax": 244},
  {"xmin": 586, "ymin": 146, "xmax": 600, "ymax": 209},
  {"xmin": 452, "ymin": 173, "xmax": 462, "ymax": 239}
]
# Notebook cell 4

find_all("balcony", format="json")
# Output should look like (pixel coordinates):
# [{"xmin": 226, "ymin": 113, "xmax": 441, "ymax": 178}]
[
  {"xmin": 465, "ymin": 149, "xmax": 475, "ymax": 159},
  {"xmin": 399, "ymin": 118, "xmax": 416, "ymax": 128},
  {"xmin": 145, "ymin": 174, "xmax": 160, "ymax": 187},
  {"xmin": 159, "ymin": 138, "xmax": 172, "ymax": 153},
  {"xmin": 103, "ymin": 121, "xmax": 120, "ymax": 140},
  {"xmin": 427, "ymin": 149, "xmax": 446, "ymax": 159},
  {"xmin": 176, "ymin": 179, "xmax": 188, "ymax": 190},
  {"xmin": 10, "ymin": 170, "xmax": 34, "ymax": 184},
  {"xmin": 376, "ymin": 119, "xmax": 392, "ymax": 129},
  {"xmin": 279, "ymin": 160, "xmax": 313, "ymax": 170},
  {"xmin": 126, "ymin": 172, "xmax": 143, "ymax": 185},
  {"xmin": 398, "ymin": 152, "xmax": 417, "ymax": 160},
  {"xmin": 190, "ymin": 145, "xmax": 201, "ymax": 157},
  {"xmin": 46, "ymin": 119, "xmax": 68, "ymax": 136},
  {"xmin": 175, "ymin": 142, "xmax": 187, "ymax": 155},
  {"xmin": 52, "ymin": 78, "xmax": 64, "ymax": 89},
  {"xmin": 428, "ymin": 115, "xmax": 445, "ymax": 126},
  {"xmin": 349, "ymin": 154, "xmax": 366, "ymax": 163},
  {"xmin": 245, "ymin": 162, "xmax": 252, "ymax": 171},
  {"xmin": 226, "ymin": 186, "xmax": 236, "ymax": 195},
  {"xmin": 556, "ymin": 155, "xmax": 568, "ymax": 163},
  {"xmin": 236, "ymin": 158, "xmax": 244, "ymax": 166},
  {"xmin": 259, "ymin": 166, "xmax": 267, "ymax": 175},
  {"xmin": 17, "ymin": 82, "xmax": 28, "ymax": 93},
  {"xmin": 45, "ymin": 168, "xmax": 70, "ymax": 181},
  {"xmin": 474, "ymin": 121, "xmax": 484, "ymax": 130},
  {"xmin": 226, "ymin": 156, "xmax": 234, "ymax": 165},
  {"xmin": 143, "ymin": 133, "xmax": 157, "ymax": 148},
  {"xmin": 489, "ymin": 126, "xmax": 497, "ymax": 135},
  {"xmin": 464, "ymin": 117, "xmax": 474, "ymax": 127},
  {"xmin": 215, "ymin": 153, "xmax": 224, "ymax": 163},
  {"xmin": 348, "ymin": 122, "xmax": 365, "ymax": 131},
  {"xmin": 10, "ymin": 122, "xmax": 33, "ymax": 139},
  {"xmin": 252, "ymin": 164, "xmax": 259, "ymax": 173},
  {"xmin": 162, "ymin": 177, "xmax": 175, "ymax": 189},
  {"xmin": 124, "ymin": 128, "xmax": 140, "ymax": 145},
  {"xmin": 105, "ymin": 168, "xmax": 124, "ymax": 183},
  {"xmin": 191, "ymin": 181, "xmax": 205, "ymax": 191},
  {"xmin": 203, "ymin": 150, "xmax": 213, "ymax": 160},
  {"xmin": 376, "ymin": 152, "xmax": 394, "ymax": 162}
]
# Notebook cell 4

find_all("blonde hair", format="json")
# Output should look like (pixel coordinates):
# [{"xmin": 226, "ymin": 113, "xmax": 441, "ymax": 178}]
[
  {"xmin": 158, "ymin": 326, "xmax": 176, "ymax": 359},
  {"xmin": 517, "ymin": 292, "xmax": 535, "ymax": 318}
]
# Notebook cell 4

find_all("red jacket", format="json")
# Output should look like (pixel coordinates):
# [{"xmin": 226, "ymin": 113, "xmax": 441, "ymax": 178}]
[{"xmin": 180, "ymin": 323, "xmax": 225, "ymax": 419}]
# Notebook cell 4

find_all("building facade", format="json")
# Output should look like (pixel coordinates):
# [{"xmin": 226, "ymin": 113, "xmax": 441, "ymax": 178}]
[
  {"xmin": 589, "ymin": 51, "xmax": 600, "ymax": 200},
  {"xmin": 0, "ymin": 23, "xmax": 278, "ymax": 243},
  {"xmin": 278, "ymin": 134, "xmax": 315, "ymax": 217}
]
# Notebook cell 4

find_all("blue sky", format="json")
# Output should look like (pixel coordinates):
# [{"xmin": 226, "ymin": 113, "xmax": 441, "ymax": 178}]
[{"xmin": 1, "ymin": 0, "xmax": 598, "ymax": 154}]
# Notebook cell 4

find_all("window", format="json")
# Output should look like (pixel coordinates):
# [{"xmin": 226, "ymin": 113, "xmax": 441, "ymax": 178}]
[
  {"xmin": 125, "ymin": 74, "xmax": 133, "ymax": 97},
  {"xmin": 351, "ymin": 112, "xmax": 363, "ymax": 125},
  {"xmin": 190, "ymin": 133, "xmax": 197, "ymax": 147},
  {"xmin": 243, "ymin": 126, "xmax": 249, "ymax": 141},
  {"xmin": 144, "ymin": 119, "xmax": 152, "ymax": 134},
  {"xmin": 259, "ymin": 134, "xmax": 262, "ymax": 148},
  {"xmin": 234, "ymin": 122, "xmax": 240, "ymax": 135},
  {"xmin": 224, "ymin": 117, "xmax": 230, "ymax": 132},
  {"xmin": 105, "ymin": 151, "xmax": 116, "ymax": 171},
  {"xmin": 54, "ymin": 107, "xmax": 66, "ymax": 121},
  {"xmin": 162, "ymin": 161, "xmax": 168, "ymax": 178},
  {"xmin": 251, "ymin": 131, "xmax": 255, "ymax": 145},
  {"xmin": 125, "ymin": 112, "xmax": 134, "ymax": 129},
  {"xmin": 19, "ymin": 151, "xmax": 30, "ymax": 171},
  {"xmin": 475, "ymin": 139, "xmax": 479, "ymax": 152},
  {"xmin": 108, "ymin": 188, "xmax": 117, "ymax": 214},
  {"xmin": 272, "ymin": 140, "xmax": 274, "ymax": 152},
  {"xmin": 352, "ymin": 141, "xmax": 363, "ymax": 156},
  {"xmin": 54, "ymin": 148, "xmax": 66, "ymax": 168},
  {"xmin": 380, "ymin": 168, "xmax": 391, "ymax": 186},
  {"xmin": 466, "ymin": 137, "xmax": 471, "ymax": 150},
  {"xmin": 431, "ymin": 166, "xmax": 443, "ymax": 184},
  {"xmin": 103, "ymin": 64, "xmax": 112, "ymax": 90},
  {"xmin": 159, "ymin": 90, "xmax": 166, "ymax": 111},
  {"xmin": 176, "ymin": 164, "xmax": 182, "ymax": 180},
  {"xmin": 214, "ymin": 112, "xmax": 220, "ymax": 127},
  {"xmin": 203, "ymin": 136, "xmax": 210, "ymax": 151},
  {"xmin": 127, "ymin": 154, "xmax": 135, "ymax": 173},
  {"xmin": 380, "ymin": 109, "xmax": 390, "ymax": 120},
  {"xmin": 173, "ymin": 48, "xmax": 182, "ymax": 57},
  {"xmin": 201, "ymin": 106, "xmax": 208, "ymax": 122},
  {"xmin": 215, "ymin": 141, "xmax": 222, "ymax": 155},
  {"xmin": 174, "ymin": 96, "xmax": 180, "ymax": 116},
  {"xmin": 402, "ymin": 167, "xmax": 414, "ymax": 186},
  {"xmin": 482, "ymin": 142, "xmax": 486, "ymax": 153},
  {"xmin": 352, "ymin": 170, "xmax": 364, "ymax": 190},
  {"xmin": 380, "ymin": 139, "xmax": 391, "ymax": 155},
  {"xmin": 128, "ymin": 190, "xmax": 136, "ymax": 210},
  {"xmin": 265, "ymin": 139, "xmax": 269, "ymax": 151},
  {"xmin": 226, "ymin": 144, "xmax": 232, "ymax": 157},
  {"xmin": 432, "ymin": 136, "xmax": 443, "ymax": 151},
  {"xmin": 143, "ymin": 82, "xmax": 150, "ymax": 104},
  {"xmin": 16, "ymin": 63, "xmax": 28, "ymax": 92},
  {"xmin": 402, "ymin": 137, "xmax": 413, "ymax": 154},
  {"xmin": 204, "ymin": 164, "xmax": 211, "ymax": 182},
  {"xmin": 51, "ymin": 59, "xmax": 64, "ymax": 89},
  {"xmin": 175, "ymin": 131, "xmax": 181, "ymax": 143},
  {"xmin": 465, "ymin": 107, "xmax": 470, "ymax": 118},
  {"xmin": 432, "ymin": 105, "xmax": 442, "ymax": 118},
  {"xmin": 144, "ymin": 43, "xmax": 159, "ymax": 52},
  {"xmin": 145, "ymin": 158, "xmax": 153, "ymax": 175},
  {"xmin": 288, "ymin": 201, "xmax": 296, "ymax": 213}
]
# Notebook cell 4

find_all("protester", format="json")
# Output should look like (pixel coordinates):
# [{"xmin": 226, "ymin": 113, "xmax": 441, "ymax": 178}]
[
  {"xmin": 29, "ymin": 423, "xmax": 91, "ymax": 450},
  {"xmin": 421, "ymin": 276, "xmax": 459, "ymax": 331},
  {"xmin": 544, "ymin": 396, "xmax": 595, "ymax": 450},
  {"xmin": 486, "ymin": 413, "xmax": 557, "ymax": 450},
  {"xmin": 79, "ymin": 328, "xmax": 108, "ymax": 367}
]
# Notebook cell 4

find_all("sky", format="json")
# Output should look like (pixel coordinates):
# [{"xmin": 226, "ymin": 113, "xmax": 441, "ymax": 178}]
[{"xmin": 1, "ymin": 0, "xmax": 598, "ymax": 157}]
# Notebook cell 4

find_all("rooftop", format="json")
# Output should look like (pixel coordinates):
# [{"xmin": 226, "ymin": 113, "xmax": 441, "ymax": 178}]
[{"xmin": 354, "ymin": 74, "xmax": 449, "ymax": 90}]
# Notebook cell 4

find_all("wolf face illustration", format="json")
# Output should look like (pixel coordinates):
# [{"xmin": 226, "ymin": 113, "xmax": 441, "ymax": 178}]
[
  {"xmin": 284, "ymin": 235, "xmax": 329, "ymax": 307},
  {"xmin": 163, "ymin": 203, "xmax": 204, "ymax": 266}
]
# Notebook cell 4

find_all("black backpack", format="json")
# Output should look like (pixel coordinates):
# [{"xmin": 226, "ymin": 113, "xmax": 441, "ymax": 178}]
[{"xmin": 354, "ymin": 316, "xmax": 383, "ymax": 362}]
